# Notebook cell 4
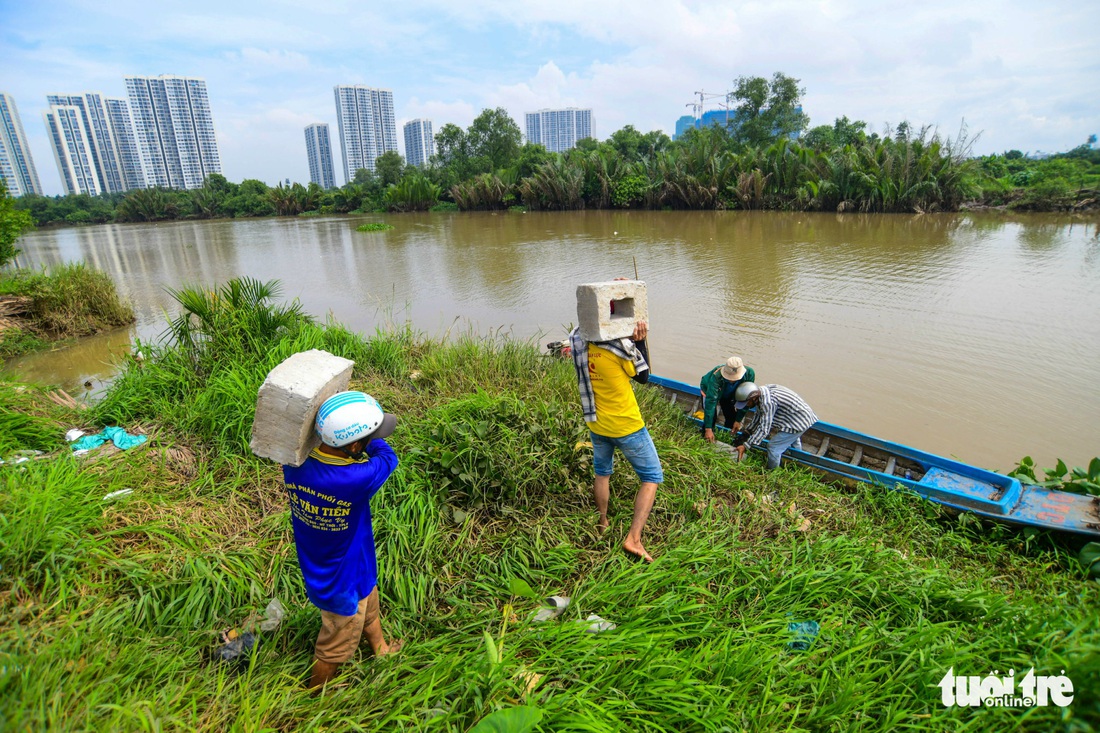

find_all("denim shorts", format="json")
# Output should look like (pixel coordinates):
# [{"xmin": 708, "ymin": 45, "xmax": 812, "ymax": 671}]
[{"xmin": 591, "ymin": 427, "xmax": 664, "ymax": 484}]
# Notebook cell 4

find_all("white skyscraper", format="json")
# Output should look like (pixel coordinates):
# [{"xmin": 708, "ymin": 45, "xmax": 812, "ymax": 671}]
[
  {"xmin": 403, "ymin": 119, "xmax": 434, "ymax": 168},
  {"xmin": 44, "ymin": 93, "xmax": 145, "ymax": 196},
  {"xmin": 0, "ymin": 92, "xmax": 43, "ymax": 196},
  {"xmin": 125, "ymin": 75, "xmax": 221, "ymax": 190},
  {"xmin": 105, "ymin": 98, "xmax": 146, "ymax": 192},
  {"xmin": 525, "ymin": 108, "xmax": 595, "ymax": 153},
  {"xmin": 44, "ymin": 103, "xmax": 102, "ymax": 195},
  {"xmin": 334, "ymin": 85, "xmax": 397, "ymax": 182},
  {"xmin": 304, "ymin": 123, "xmax": 336, "ymax": 189}
]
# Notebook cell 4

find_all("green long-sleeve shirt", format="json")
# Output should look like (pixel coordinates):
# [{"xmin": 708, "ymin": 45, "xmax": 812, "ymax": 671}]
[{"xmin": 699, "ymin": 365, "xmax": 756, "ymax": 430}]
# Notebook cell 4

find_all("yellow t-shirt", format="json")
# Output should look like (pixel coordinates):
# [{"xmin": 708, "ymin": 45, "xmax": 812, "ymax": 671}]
[{"xmin": 587, "ymin": 344, "xmax": 645, "ymax": 438}]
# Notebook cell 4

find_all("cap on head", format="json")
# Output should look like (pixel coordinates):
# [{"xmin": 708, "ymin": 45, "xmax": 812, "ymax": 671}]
[
  {"xmin": 733, "ymin": 381, "xmax": 758, "ymax": 410},
  {"xmin": 720, "ymin": 356, "xmax": 747, "ymax": 382},
  {"xmin": 316, "ymin": 391, "xmax": 397, "ymax": 448}
]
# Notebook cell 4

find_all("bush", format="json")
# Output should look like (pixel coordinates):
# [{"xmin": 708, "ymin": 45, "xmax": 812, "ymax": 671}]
[
  {"xmin": 408, "ymin": 390, "xmax": 586, "ymax": 509},
  {"xmin": 1013, "ymin": 177, "xmax": 1074, "ymax": 210},
  {"xmin": 384, "ymin": 175, "xmax": 441, "ymax": 212},
  {"xmin": 0, "ymin": 263, "xmax": 134, "ymax": 340},
  {"xmin": 1, "ymin": 182, "xmax": 35, "ymax": 267},
  {"xmin": 612, "ymin": 174, "xmax": 649, "ymax": 208}
]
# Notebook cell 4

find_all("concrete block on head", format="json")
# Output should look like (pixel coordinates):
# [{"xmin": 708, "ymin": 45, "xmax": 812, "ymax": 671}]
[
  {"xmin": 576, "ymin": 280, "xmax": 648, "ymax": 342},
  {"xmin": 250, "ymin": 349, "xmax": 355, "ymax": 466}
]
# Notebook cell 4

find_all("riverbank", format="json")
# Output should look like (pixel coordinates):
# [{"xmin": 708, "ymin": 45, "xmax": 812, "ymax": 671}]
[
  {"xmin": 1, "ymin": 280, "xmax": 1096, "ymax": 730},
  {"xmin": 12, "ymin": 210, "xmax": 1100, "ymax": 472},
  {"xmin": 13, "ymin": 133, "xmax": 1100, "ymax": 227},
  {"xmin": 0, "ymin": 263, "xmax": 135, "ymax": 361}
]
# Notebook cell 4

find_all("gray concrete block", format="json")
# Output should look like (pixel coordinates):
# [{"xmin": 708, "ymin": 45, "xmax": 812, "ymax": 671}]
[
  {"xmin": 250, "ymin": 349, "xmax": 355, "ymax": 466},
  {"xmin": 576, "ymin": 280, "xmax": 648, "ymax": 342}
]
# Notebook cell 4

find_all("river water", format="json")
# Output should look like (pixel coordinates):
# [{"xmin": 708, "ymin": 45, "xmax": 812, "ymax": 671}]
[{"xmin": 6, "ymin": 211, "xmax": 1099, "ymax": 472}]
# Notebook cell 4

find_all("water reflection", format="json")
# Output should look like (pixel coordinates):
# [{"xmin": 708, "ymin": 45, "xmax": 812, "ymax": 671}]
[{"xmin": 8, "ymin": 211, "xmax": 1100, "ymax": 471}]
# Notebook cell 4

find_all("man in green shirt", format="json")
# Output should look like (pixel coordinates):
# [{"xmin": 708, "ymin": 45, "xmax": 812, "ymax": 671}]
[{"xmin": 699, "ymin": 356, "xmax": 756, "ymax": 443}]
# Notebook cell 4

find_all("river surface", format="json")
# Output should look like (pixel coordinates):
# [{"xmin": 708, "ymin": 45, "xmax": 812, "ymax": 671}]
[{"xmin": 6, "ymin": 211, "xmax": 1099, "ymax": 473}]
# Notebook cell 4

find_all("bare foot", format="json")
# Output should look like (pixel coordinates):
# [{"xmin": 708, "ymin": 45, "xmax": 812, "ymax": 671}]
[
  {"xmin": 597, "ymin": 518, "xmax": 610, "ymax": 534},
  {"xmin": 622, "ymin": 538, "xmax": 654, "ymax": 563},
  {"xmin": 377, "ymin": 638, "xmax": 405, "ymax": 657}
]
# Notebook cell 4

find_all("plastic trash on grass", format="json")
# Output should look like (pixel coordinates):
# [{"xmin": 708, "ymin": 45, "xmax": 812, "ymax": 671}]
[
  {"xmin": 531, "ymin": 596, "xmax": 570, "ymax": 623},
  {"xmin": 786, "ymin": 620, "xmax": 820, "ymax": 651},
  {"xmin": 213, "ymin": 598, "xmax": 286, "ymax": 662},
  {"xmin": 259, "ymin": 598, "xmax": 286, "ymax": 632},
  {"xmin": 583, "ymin": 614, "xmax": 616, "ymax": 634}
]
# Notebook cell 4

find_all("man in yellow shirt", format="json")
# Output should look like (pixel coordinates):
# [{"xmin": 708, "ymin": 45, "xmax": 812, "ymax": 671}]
[{"xmin": 569, "ymin": 319, "xmax": 662, "ymax": 562}]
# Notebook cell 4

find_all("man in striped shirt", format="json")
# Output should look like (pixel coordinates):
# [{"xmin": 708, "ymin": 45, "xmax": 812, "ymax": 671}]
[{"xmin": 734, "ymin": 384, "xmax": 818, "ymax": 469}]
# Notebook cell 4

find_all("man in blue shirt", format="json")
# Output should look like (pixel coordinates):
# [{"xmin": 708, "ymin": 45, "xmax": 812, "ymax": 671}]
[{"xmin": 282, "ymin": 391, "xmax": 401, "ymax": 689}]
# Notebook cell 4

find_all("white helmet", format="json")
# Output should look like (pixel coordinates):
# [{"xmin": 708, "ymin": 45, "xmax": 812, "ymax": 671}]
[{"xmin": 316, "ymin": 391, "xmax": 397, "ymax": 447}]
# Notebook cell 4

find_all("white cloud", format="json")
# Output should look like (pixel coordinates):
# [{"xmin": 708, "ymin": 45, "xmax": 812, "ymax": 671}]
[
  {"xmin": 6, "ymin": 0, "xmax": 1098, "ymax": 194},
  {"xmin": 226, "ymin": 48, "xmax": 312, "ymax": 71}
]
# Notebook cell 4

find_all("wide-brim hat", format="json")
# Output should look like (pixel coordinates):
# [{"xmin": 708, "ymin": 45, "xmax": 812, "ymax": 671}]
[{"xmin": 720, "ymin": 356, "xmax": 746, "ymax": 381}]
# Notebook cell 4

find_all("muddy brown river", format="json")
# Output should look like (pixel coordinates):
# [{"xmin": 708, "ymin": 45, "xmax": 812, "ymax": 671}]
[{"xmin": 6, "ymin": 210, "xmax": 1099, "ymax": 472}]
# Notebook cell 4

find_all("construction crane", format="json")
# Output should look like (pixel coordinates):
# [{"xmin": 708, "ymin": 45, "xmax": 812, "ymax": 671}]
[{"xmin": 685, "ymin": 90, "xmax": 735, "ymax": 129}]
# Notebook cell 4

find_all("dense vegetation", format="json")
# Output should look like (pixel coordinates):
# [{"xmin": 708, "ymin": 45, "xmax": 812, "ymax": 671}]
[
  {"xmin": 0, "ymin": 263, "xmax": 136, "ymax": 360},
  {"xmin": 1, "ymin": 277, "xmax": 1097, "ymax": 730},
  {"xmin": 12, "ymin": 75, "xmax": 1099, "ymax": 225},
  {"xmin": 0, "ymin": 181, "xmax": 35, "ymax": 268}
]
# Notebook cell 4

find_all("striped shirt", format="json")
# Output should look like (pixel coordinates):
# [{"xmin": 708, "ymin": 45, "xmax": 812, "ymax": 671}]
[{"xmin": 744, "ymin": 384, "xmax": 818, "ymax": 447}]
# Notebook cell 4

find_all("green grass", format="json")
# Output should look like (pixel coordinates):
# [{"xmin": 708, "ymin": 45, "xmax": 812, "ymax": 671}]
[
  {"xmin": 1, "ymin": 278, "xmax": 1097, "ymax": 731},
  {"xmin": 0, "ymin": 263, "xmax": 134, "ymax": 359},
  {"xmin": 0, "ymin": 327, "xmax": 48, "ymax": 361}
]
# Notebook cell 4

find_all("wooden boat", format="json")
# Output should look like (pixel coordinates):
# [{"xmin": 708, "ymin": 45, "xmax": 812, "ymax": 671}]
[{"xmin": 648, "ymin": 374, "xmax": 1100, "ymax": 538}]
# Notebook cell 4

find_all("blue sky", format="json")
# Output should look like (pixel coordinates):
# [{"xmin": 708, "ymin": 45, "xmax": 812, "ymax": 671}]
[{"xmin": 3, "ymin": 0, "xmax": 1098, "ymax": 195}]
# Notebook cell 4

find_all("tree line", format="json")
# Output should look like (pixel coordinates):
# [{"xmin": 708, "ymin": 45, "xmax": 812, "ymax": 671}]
[{"xmin": 11, "ymin": 73, "xmax": 1099, "ymax": 226}]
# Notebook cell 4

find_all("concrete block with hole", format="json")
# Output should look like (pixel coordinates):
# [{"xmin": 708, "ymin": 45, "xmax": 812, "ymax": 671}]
[
  {"xmin": 576, "ymin": 280, "xmax": 648, "ymax": 342},
  {"xmin": 250, "ymin": 349, "xmax": 355, "ymax": 466}
]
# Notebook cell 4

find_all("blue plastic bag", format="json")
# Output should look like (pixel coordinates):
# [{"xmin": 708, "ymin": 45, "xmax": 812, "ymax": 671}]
[
  {"xmin": 71, "ymin": 426, "xmax": 147, "ymax": 451},
  {"xmin": 786, "ymin": 620, "xmax": 820, "ymax": 651}
]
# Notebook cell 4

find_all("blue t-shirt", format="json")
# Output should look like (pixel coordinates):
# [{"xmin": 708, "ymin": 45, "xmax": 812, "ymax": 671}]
[{"xmin": 281, "ymin": 439, "xmax": 398, "ymax": 616}]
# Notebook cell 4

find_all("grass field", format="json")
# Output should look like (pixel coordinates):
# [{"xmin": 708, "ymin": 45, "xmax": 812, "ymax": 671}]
[{"xmin": 1, "ymin": 279, "xmax": 1097, "ymax": 732}]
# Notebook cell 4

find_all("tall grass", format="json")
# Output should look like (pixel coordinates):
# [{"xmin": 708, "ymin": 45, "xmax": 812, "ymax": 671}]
[
  {"xmin": 385, "ymin": 175, "xmax": 442, "ymax": 212},
  {"xmin": 451, "ymin": 174, "xmax": 512, "ymax": 211},
  {"xmin": 0, "ymin": 263, "xmax": 134, "ymax": 359},
  {"xmin": 463, "ymin": 131, "xmax": 978, "ymax": 214},
  {"xmin": 2, "ymin": 279, "xmax": 1098, "ymax": 731},
  {"xmin": 0, "ymin": 382, "xmax": 70, "ymax": 455}
]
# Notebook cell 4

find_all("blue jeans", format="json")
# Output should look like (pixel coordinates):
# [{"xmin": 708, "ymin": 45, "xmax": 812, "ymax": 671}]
[
  {"xmin": 766, "ymin": 431, "xmax": 804, "ymax": 470},
  {"xmin": 591, "ymin": 427, "xmax": 664, "ymax": 484}
]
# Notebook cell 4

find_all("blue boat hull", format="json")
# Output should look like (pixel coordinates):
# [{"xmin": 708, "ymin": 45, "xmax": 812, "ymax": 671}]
[{"xmin": 648, "ymin": 374, "xmax": 1100, "ymax": 537}]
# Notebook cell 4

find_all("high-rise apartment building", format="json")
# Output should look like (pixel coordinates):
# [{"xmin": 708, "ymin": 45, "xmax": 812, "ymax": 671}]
[
  {"xmin": 402, "ymin": 118, "xmax": 434, "ymax": 168},
  {"xmin": 44, "ymin": 103, "xmax": 102, "ymax": 195},
  {"xmin": 673, "ymin": 107, "xmax": 801, "ymax": 140},
  {"xmin": 105, "ymin": 98, "xmax": 146, "ymax": 191},
  {"xmin": 304, "ymin": 123, "xmax": 336, "ymax": 189},
  {"xmin": 44, "ymin": 93, "xmax": 146, "ymax": 195},
  {"xmin": 524, "ymin": 108, "xmax": 594, "ymax": 153},
  {"xmin": 333, "ymin": 85, "xmax": 397, "ymax": 182},
  {"xmin": 125, "ymin": 75, "xmax": 221, "ymax": 190},
  {"xmin": 0, "ymin": 93, "xmax": 43, "ymax": 196},
  {"xmin": 674, "ymin": 115, "xmax": 697, "ymax": 141}
]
